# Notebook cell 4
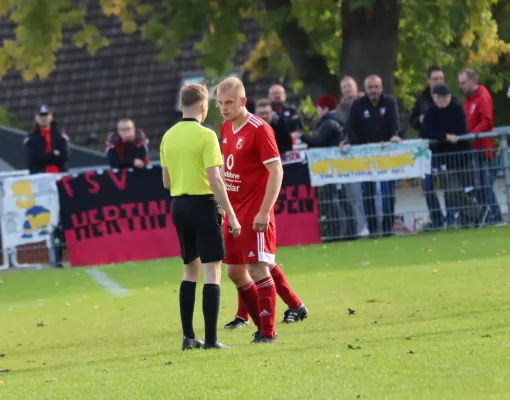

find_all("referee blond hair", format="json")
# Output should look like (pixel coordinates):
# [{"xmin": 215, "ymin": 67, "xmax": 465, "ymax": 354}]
[{"xmin": 160, "ymin": 83, "xmax": 241, "ymax": 351}]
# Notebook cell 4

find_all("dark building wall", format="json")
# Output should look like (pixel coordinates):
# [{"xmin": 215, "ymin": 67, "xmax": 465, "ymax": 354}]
[{"xmin": 0, "ymin": 3, "xmax": 287, "ymax": 153}]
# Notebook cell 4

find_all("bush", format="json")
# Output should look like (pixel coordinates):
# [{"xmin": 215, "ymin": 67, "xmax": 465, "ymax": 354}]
[{"xmin": 0, "ymin": 106, "xmax": 13, "ymax": 126}]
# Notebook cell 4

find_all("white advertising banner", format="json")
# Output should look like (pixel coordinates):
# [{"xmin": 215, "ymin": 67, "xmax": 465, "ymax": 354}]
[{"xmin": 306, "ymin": 139, "xmax": 432, "ymax": 187}]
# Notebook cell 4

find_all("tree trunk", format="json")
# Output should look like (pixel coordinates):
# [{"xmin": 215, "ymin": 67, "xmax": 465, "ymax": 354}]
[
  {"xmin": 263, "ymin": 0, "xmax": 339, "ymax": 98},
  {"xmin": 341, "ymin": 0, "xmax": 400, "ymax": 94}
]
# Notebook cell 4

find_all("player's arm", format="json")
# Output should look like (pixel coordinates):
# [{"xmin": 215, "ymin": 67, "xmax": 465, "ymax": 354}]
[{"xmin": 254, "ymin": 125, "xmax": 283, "ymax": 232}]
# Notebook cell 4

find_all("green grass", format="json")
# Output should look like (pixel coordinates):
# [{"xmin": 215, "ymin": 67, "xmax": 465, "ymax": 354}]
[{"xmin": 1, "ymin": 227, "xmax": 510, "ymax": 399}]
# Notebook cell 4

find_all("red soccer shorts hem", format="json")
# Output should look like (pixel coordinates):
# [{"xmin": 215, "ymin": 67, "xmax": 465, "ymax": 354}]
[{"xmin": 223, "ymin": 220, "xmax": 276, "ymax": 265}]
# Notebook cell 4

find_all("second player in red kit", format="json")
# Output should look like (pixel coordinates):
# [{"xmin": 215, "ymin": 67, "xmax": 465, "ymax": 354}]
[
  {"xmin": 221, "ymin": 112, "xmax": 279, "ymax": 264},
  {"xmin": 215, "ymin": 78, "xmax": 308, "ymax": 343}
]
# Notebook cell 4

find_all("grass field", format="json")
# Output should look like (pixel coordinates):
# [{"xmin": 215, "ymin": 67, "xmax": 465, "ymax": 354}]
[{"xmin": 1, "ymin": 227, "xmax": 510, "ymax": 400}]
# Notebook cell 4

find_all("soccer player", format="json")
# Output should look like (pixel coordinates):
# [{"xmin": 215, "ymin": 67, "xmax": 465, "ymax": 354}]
[
  {"xmin": 160, "ymin": 83, "xmax": 241, "ymax": 351},
  {"xmin": 215, "ymin": 78, "xmax": 308, "ymax": 343}
]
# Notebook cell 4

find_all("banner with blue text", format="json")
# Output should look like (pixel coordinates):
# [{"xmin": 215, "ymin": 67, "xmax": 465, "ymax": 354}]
[{"xmin": 306, "ymin": 139, "xmax": 432, "ymax": 187}]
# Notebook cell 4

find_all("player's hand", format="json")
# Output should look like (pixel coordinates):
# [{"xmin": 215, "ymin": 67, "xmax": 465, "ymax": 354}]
[
  {"xmin": 133, "ymin": 158, "xmax": 145, "ymax": 168},
  {"xmin": 228, "ymin": 215, "xmax": 241, "ymax": 237},
  {"xmin": 53, "ymin": 150, "xmax": 60, "ymax": 156},
  {"xmin": 253, "ymin": 211, "xmax": 270, "ymax": 233},
  {"xmin": 390, "ymin": 135, "xmax": 402, "ymax": 143},
  {"xmin": 340, "ymin": 142, "xmax": 351, "ymax": 153}
]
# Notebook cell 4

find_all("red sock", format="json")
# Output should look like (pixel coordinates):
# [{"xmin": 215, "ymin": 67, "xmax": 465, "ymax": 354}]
[
  {"xmin": 270, "ymin": 263, "xmax": 302, "ymax": 310},
  {"xmin": 237, "ymin": 281, "xmax": 260, "ymax": 327},
  {"xmin": 236, "ymin": 291, "xmax": 250, "ymax": 321},
  {"xmin": 256, "ymin": 276, "xmax": 277, "ymax": 339}
]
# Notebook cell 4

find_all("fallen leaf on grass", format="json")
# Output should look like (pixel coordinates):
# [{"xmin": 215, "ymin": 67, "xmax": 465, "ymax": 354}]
[
  {"xmin": 0, "ymin": 354, "xmax": 5, "ymax": 358},
  {"xmin": 407, "ymin": 350, "xmax": 415, "ymax": 355},
  {"xmin": 371, "ymin": 321, "xmax": 378, "ymax": 324},
  {"xmin": 164, "ymin": 361, "xmax": 173, "ymax": 365},
  {"xmin": 347, "ymin": 344, "xmax": 362, "ymax": 350},
  {"xmin": 45, "ymin": 378, "xmax": 57, "ymax": 383},
  {"xmin": 0, "ymin": 380, "xmax": 3, "ymax": 385},
  {"xmin": 481, "ymin": 334, "xmax": 491, "ymax": 338},
  {"xmin": 366, "ymin": 299, "xmax": 377, "ymax": 303},
  {"xmin": 405, "ymin": 336, "xmax": 412, "ymax": 340},
  {"xmin": 0, "ymin": 369, "xmax": 11, "ymax": 373},
  {"xmin": 396, "ymin": 355, "xmax": 401, "ymax": 361},
  {"xmin": 432, "ymin": 268, "xmax": 439, "ymax": 274},
  {"xmin": 36, "ymin": 321, "xmax": 46, "ymax": 327},
  {"xmin": 93, "ymin": 305, "xmax": 100, "ymax": 310},
  {"xmin": 482, "ymin": 291, "xmax": 491, "ymax": 297},
  {"xmin": 347, "ymin": 308, "xmax": 356, "ymax": 315}
]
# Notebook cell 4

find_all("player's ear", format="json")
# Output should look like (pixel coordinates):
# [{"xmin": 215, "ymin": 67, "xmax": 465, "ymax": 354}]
[
  {"xmin": 241, "ymin": 97, "xmax": 247, "ymax": 107},
  {"xmin": 180, "ymin": 104, "xmax": 184, "ymax": 112}
]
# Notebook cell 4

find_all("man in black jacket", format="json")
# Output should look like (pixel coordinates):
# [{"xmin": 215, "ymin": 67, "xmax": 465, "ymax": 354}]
[
  {"xmin": 255, "ymin": 98, "xmax": 293, "ymax": 154},
  {"xmin": 410, "ymin": 66, "xmax": 452, "ymax": 228},
  {"xmin": 300, "ymin": 94, "xmax": 344, "ymax": 148},
  {"xmin": 24, "ymin": 105, "xmax": 69, "ymax": 175},
  {"xmin": 106, "ymin": 118, "xmax": 149, "ymax": 169},
  {"xmin": 268, "ymin": 84, "xmax": 303, "ymax": 133},
  {"xmin": 343, "ymin": 75, "xmax": 401, "ymax": 236},
  {"xmin": 422, "ymin": 85, "xmax": 480, "ymax": 227},
  {"xmin": 24, "ymin": 105, "xmax": 69, "ymax": 268}
]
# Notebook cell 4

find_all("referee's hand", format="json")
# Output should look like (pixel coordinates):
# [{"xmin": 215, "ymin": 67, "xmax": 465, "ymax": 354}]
[{"xmin": 228, "ymin": 216, "xmax": 241, "ymax": 237}]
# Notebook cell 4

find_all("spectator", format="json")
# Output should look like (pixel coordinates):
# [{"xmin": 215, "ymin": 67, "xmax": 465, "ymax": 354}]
[
  {"xmin": 25, "ymin": 105, "xmax": 69, "ymax": 175},
  {"xmin": 343, "ymin": 75, "xmax": 401, "ymax": 236},
  {"xmin": 254, "ymin": 98, "xmax": 293, "ymax": 154},
  {"xmin": 410, "ymin": 66, "xmax": 454, "ymax": 229},
  {"xmin": 337, "ymin": 76, "xmax": 364, "ymax": 125},
  {"xmin": 301, "ymin": 94, "xmax": 356, "ymax": 239},
  {"xmin": 422, "ymin": 85, "xmax": 480, "ymax": 227},
  {"xmin": 459, "ymin": 68, "xmax": 502, "ymax": 224},
  {"xmin": 268, "ymin": 84, "xmax": 303, "ymax": 133},
  {"xmin": 24, "ymin": 105, "xmax": 69, "ymax": 268},
  {"xmin": 337, "ymin": 76, "xmax": 368, "ymax": 237},
  {"xmin": 106, "ymin": 119, "xmax": 149, "ymax": 169},
  {"xmin": 299, "ymin": 94, "xmax": 343, "ymax": 148}
]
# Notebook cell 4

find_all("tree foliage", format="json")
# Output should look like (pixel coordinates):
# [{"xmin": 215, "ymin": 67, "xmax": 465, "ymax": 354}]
[{"xmin": 1, "ymin": 0, "xmax": 510, "ymax": 110}]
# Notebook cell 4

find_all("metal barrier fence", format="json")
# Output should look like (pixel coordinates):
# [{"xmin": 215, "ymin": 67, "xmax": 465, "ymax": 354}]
[
  {"xmin": 1, "ymin": 130, "xmax": 509, "ymax": 269},
  {"xmin": 318, "ymin": 131, "xmax": 509, "ymax": 241}
]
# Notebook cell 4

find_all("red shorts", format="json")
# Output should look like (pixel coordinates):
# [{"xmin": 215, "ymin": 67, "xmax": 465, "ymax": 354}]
[{"xmin": 223, "ymin": 218, "xmax": 276, "ymax": 265}]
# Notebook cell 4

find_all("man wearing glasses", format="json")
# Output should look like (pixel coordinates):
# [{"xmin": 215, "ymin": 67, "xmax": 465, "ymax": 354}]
[{"xmin": 106, "ymin": 118, "xmax": 149, "ymax": 169}]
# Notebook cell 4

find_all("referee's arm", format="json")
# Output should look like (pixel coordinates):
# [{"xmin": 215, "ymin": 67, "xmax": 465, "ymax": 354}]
[
  {"xmin": 203, "ymin": 134, "xmax": 239, "ymax": 232},
  {"xmin": 160, "ymin": 142, "xmax": 171, "ymax": 189}
]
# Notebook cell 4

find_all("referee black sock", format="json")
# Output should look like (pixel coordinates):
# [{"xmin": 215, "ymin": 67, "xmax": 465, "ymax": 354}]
[
  {"xmin": 179, "ymin": 280, "xmax": 197, "ymax": 339},
  {"xmin": 203, "ymin": 283, "xmax": 220, "ymax": 345}
]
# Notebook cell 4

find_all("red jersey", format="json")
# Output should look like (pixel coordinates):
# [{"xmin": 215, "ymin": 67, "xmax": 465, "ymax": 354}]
[{"xmin": 221, "ymin": 113, "xmax": 280, "ymax": 220}]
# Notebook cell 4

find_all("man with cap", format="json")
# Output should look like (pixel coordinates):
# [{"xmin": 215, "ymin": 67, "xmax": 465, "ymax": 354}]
[
  {"xmin": 24, "ymin": 105, "xmax": 69, "ymax": 268},
  {"xmin": 24, "ymin": 105, "xmax": 69, "ymax": 175},
  {"xmin": 422, "ymin": 84, "xmax": 480, "ymax": 227}
]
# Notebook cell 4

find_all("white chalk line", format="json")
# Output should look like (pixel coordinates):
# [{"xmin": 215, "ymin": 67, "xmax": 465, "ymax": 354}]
[{"xmin": 85, "ymin": 269, "xmax": 129, "ymax": 297}]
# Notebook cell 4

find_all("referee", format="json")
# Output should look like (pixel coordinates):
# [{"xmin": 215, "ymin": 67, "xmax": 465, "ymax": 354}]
[{"xmin": 160, "ymin": 83, "xmax": 241, "ymax": 351}]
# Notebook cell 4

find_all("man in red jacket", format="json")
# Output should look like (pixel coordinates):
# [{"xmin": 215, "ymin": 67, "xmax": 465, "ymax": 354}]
[{"xmin": 459, "ymin": 68, "xmax": 502, "ymax": 224}]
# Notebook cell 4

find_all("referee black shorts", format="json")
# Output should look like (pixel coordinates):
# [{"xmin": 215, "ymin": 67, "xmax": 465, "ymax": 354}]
[{"xmin": 171, "ymin": 194, "xmax": 225, "ymax": 264}]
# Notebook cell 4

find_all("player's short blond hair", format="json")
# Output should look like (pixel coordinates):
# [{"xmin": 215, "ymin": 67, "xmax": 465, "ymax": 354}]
[
  {"xmin": 214, "ymin": 77, "xmax": 246, "ymax": 98},
  {"xmin": 180, "ymin": 83, "xmax": 209, "ymax": 108}
]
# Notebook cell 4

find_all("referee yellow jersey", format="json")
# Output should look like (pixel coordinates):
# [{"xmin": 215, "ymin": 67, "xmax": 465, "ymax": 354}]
[{"xmin": 160, "ymin": 118, "xmax": 223, "ymax": 196}]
